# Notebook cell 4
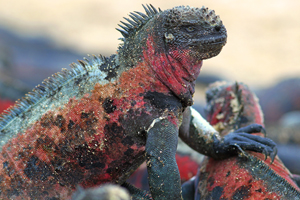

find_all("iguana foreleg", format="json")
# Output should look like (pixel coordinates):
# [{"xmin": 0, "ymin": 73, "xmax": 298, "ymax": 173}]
[
  {"xmin": 179, "ymin": 107, "xmax": 277, "ymax": 160},
  {"xmin": 146, "ymin": 117, "xmax": 182, "ymax": 200}
]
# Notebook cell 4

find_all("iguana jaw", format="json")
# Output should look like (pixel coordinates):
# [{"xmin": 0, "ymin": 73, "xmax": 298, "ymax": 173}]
[{"xmin": 192, "ymin": 34, "xmax": 227, "ymax": 60}]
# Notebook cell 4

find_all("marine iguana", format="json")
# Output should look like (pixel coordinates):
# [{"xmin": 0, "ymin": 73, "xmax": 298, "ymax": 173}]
[{"xmin": 0, "ymin": 4, "xmax": 276, "ymax": 199}]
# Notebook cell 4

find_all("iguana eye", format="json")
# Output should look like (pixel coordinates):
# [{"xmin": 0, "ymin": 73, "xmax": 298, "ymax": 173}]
[{"xmin": 186, "ymin": 26, "xmax": 196, "ymax": 32}]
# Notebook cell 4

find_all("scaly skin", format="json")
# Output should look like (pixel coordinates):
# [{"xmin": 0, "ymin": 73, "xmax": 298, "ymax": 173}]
[
  {"xmin": 0, "ymin": 5, "xmax": 276, "ymax": 199},
  {"xmin": 127, "ymin": 152, "xmax": 199, "ymax": 191},
  {"xmin": 182, "ymin": 82, "xmax": 300, "ymax": 200}
]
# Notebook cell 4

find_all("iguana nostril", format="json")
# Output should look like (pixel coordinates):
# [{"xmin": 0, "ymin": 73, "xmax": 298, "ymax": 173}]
[{"xmin": 214, "ymin": 25, "xmax": 221, "ymax": 32}]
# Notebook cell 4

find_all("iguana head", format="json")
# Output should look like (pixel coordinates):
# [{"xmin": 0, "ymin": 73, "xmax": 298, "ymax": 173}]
[
  {"xmin": 117, "ymin": 5, "xmax": 227, "ymax": 106},
  {"xmin": 162, "ymin": 6, "xmax": 226, "ymax": 61}
]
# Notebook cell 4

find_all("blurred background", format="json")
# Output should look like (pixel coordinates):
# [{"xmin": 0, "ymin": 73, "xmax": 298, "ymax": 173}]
[
  {"xmin": 0, "ymin": 0, "xmax": 299, "ymax": 87},
  {"xmin": 0, "ymin": 0, "xmax": 299, "ymax": 174}
]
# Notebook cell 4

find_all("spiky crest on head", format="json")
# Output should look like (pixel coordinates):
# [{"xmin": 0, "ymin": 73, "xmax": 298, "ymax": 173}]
[
  {"xmin": 116, "ymin": 5, "xmax": 223, "ymax": 40},
  {"xmin": 116, "ymin": 4, "xmax": 161, "ymax": 40},
  {"xmin": 164, "ymin": 5, "xmax": 222, "ymax": 28}
]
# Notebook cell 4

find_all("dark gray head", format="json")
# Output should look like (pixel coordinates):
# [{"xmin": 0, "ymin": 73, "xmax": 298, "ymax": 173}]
[
  {"xmin": 162, "ymin": 6, "xmax": 227, "ymax": 60},
  {"xmin": 117, "ymin": 5, "xmax": 227, "ymax": 65}
]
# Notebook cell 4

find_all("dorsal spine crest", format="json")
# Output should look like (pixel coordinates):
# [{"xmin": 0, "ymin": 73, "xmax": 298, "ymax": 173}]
[
  {"xmin": 0, "ymin": 55, "xmax": 107, "ymax": 131},
  {"xmin": 116, "ymin": 4, "xmax": 161, "ymax": 39}
]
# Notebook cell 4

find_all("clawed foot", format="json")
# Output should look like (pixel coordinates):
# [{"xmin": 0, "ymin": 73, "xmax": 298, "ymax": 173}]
[{"xmin": 214, "ymin": 124, "xmax": 277, "ymax": 163}]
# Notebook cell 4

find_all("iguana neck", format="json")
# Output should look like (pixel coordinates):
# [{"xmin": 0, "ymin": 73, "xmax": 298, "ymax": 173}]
[
  {"xmin": 116, "ymin": 15, "xmax": 202, "ymax": 107},
  {"xmin": 143, "ymin": 36, "xmax": 202, "ymax": 107},
  {"xmin": 117, "ymin": 15, "xmax": 159, "ymax": 68}
]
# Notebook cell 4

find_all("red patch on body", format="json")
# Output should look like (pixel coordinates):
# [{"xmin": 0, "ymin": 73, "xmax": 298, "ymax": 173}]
[
  {"xmin": 176, "ymin": 154, "xmax": 199, "ymax": 182},
  {"xmin": 204, "ymin": 157, "xmax": 282, "ymax": 199},
  {"xmin": 0, "ymin": 98, "xmax": 14, "ymax": 113}
]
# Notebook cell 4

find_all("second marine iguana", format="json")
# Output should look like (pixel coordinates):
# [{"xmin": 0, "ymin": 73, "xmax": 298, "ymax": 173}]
[
  {"xmin": 181, "ymin": 82, "xmax": 300, "ymax": 200},
  {"xmin": 0, "ymin": 4, "xmax": 276, "ymax": 199}
]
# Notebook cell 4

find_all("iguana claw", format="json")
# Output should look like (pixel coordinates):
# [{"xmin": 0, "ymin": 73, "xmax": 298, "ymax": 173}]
[
  {"xmin": 270, "ymin": 147, "xmax": 277, "ymax": 164},
  {"xmin": 234, "ymin": 123, "xmax": 267, "ymax": 137},
  {"xmin": 214, "ymin": 124, "xmax": 277, "ymax": 161},
  {"xmin": 232, "ymin": 143, "xmax": 248, "ymax": 158}
]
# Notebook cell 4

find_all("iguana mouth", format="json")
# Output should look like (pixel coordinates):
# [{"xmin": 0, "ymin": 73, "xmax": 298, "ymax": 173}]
[
  {"xmin": 208, "ymin": 39, "xmax": 227, "ymax": 45},
  {"xmin": 185, "ymin": 36, "xmax": 227, "ymax": 55},
  {"xmin": 188, "ymin": 36, "xmax": 225, "ymax": 43},
  {"xmin": 197, "ymin": 36, "xmax": 227, "ymax": 59},
  {"xmin": 190, "ymin": 36, "xmax": 227, "ymax": 47}
]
